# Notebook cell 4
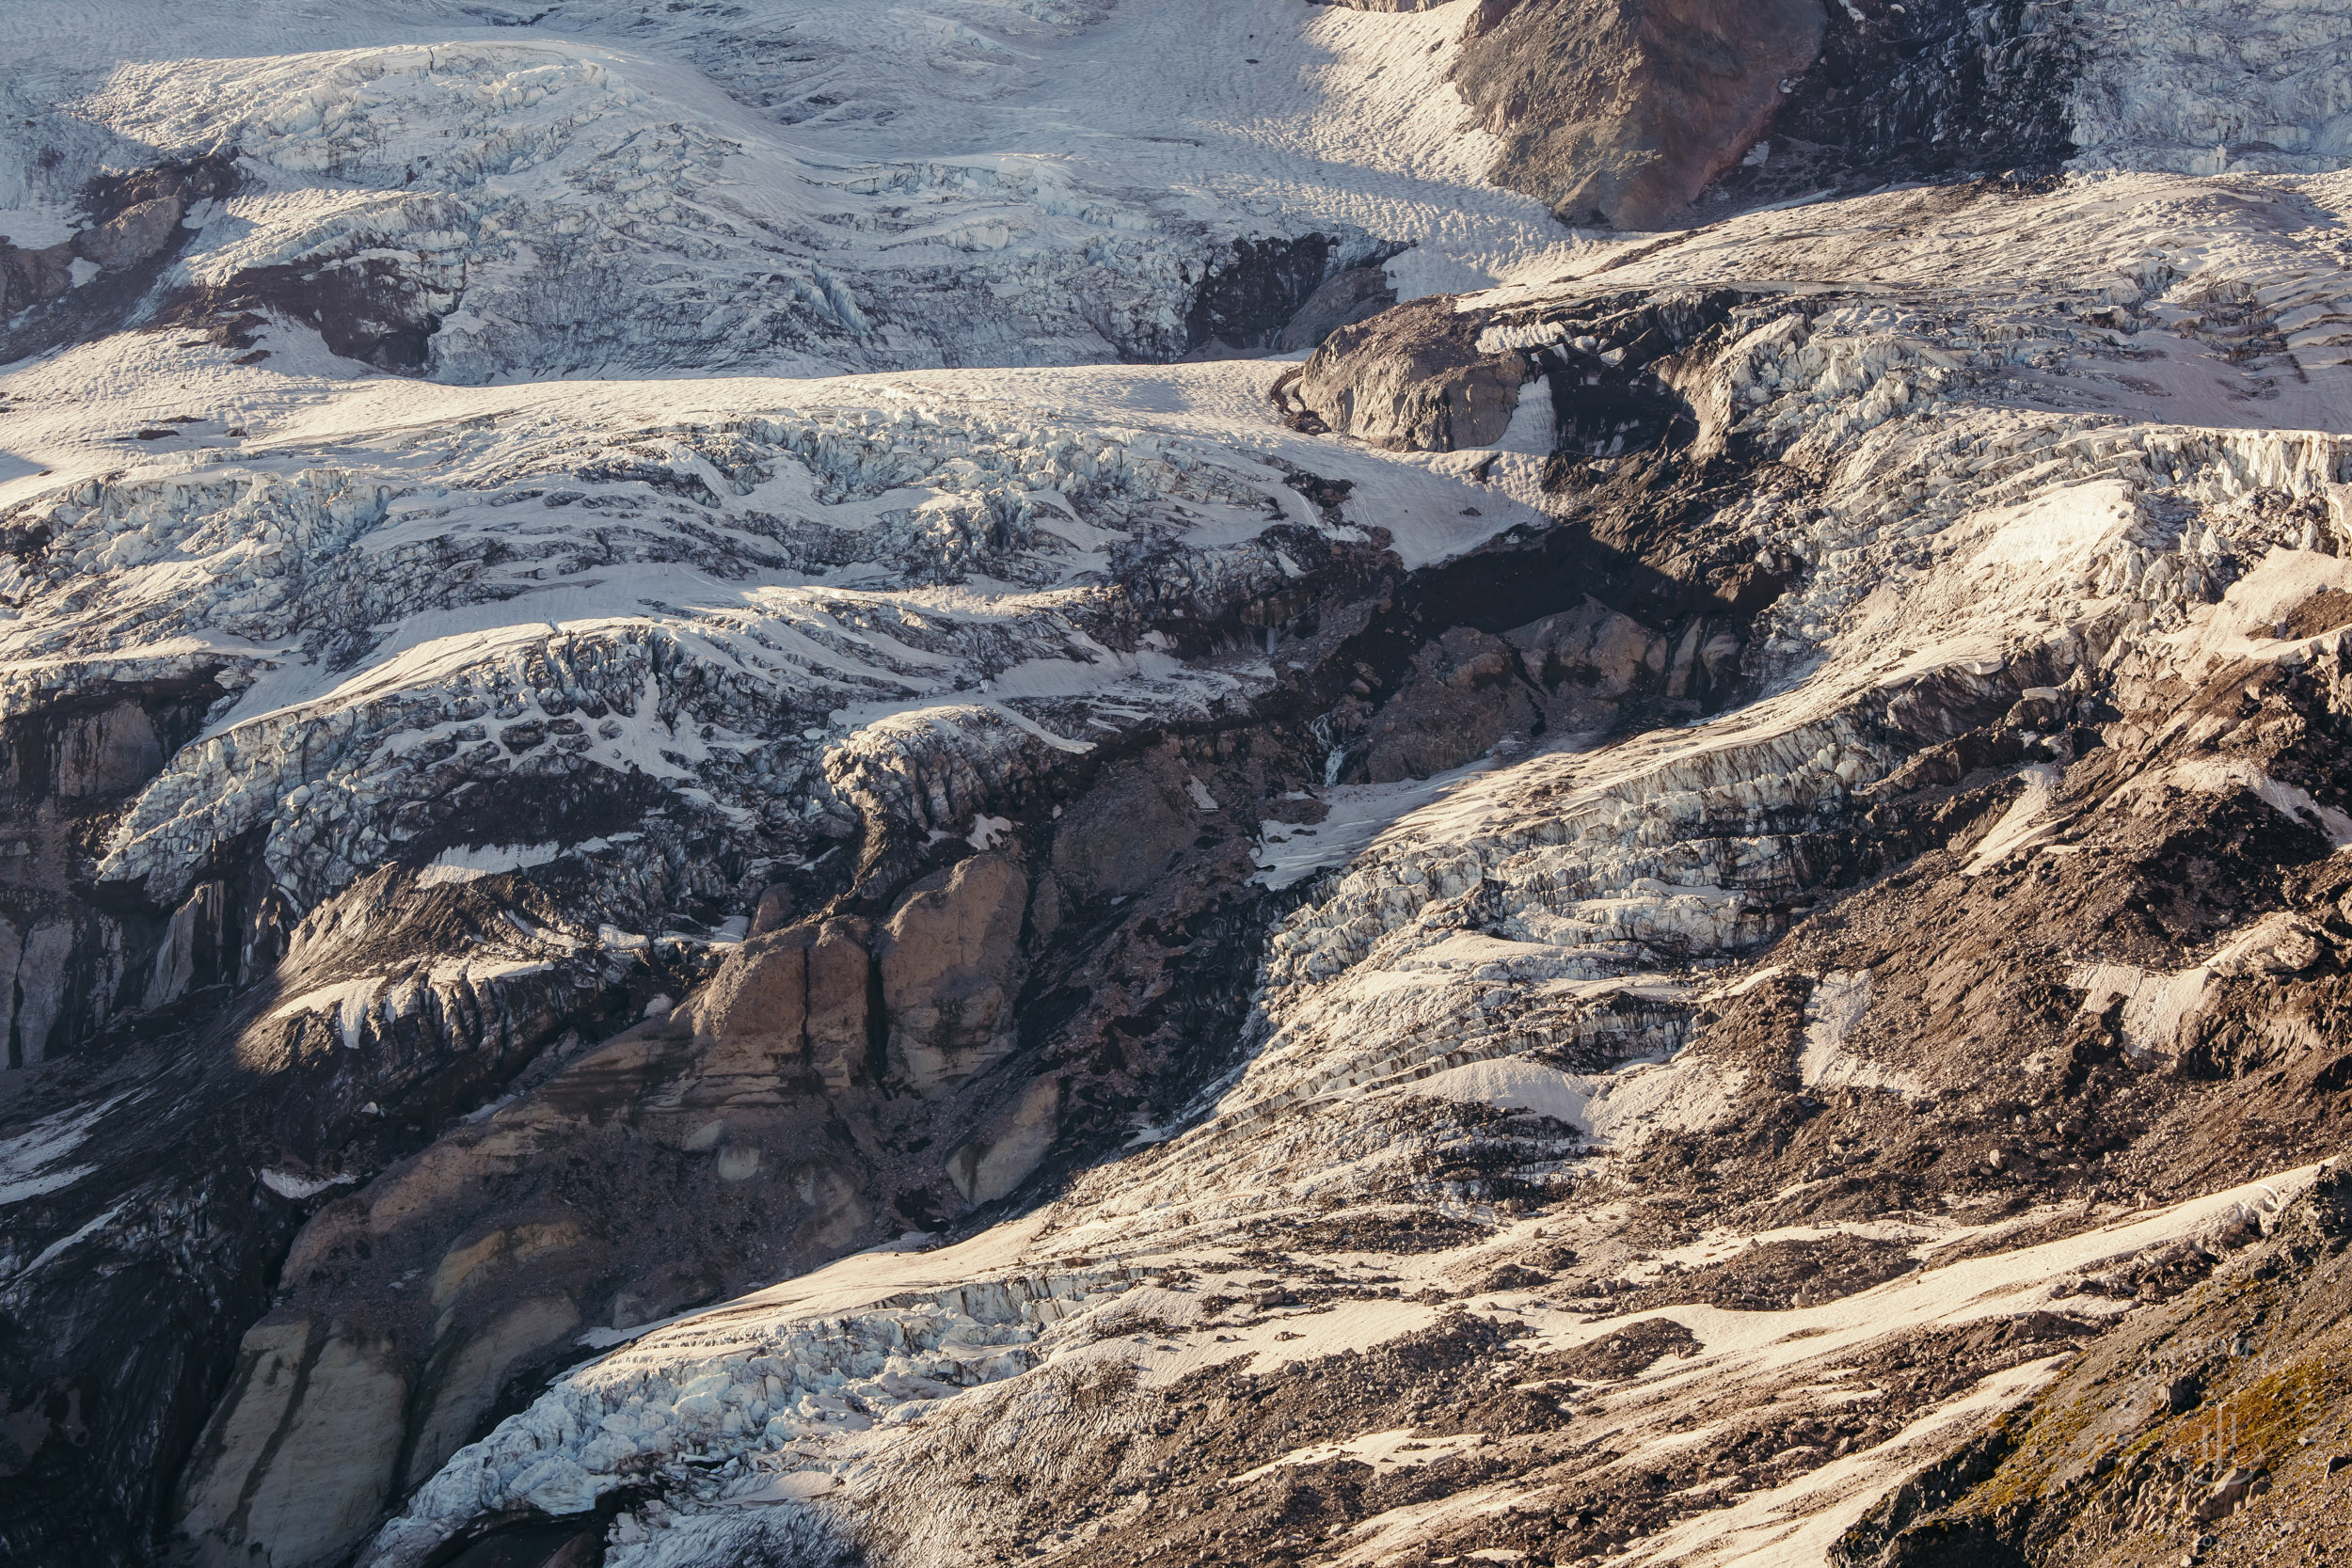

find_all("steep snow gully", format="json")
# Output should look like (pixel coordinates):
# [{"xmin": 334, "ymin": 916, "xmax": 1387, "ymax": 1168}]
[{"xmin": 5, "ymin": 1, "xmax": 2352, "ymax": 1566}]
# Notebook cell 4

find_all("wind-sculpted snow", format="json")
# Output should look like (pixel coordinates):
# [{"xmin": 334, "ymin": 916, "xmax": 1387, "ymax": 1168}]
[{"xmin": 0, "ymin": 378, "xmax": 1531, "ymax": 919}]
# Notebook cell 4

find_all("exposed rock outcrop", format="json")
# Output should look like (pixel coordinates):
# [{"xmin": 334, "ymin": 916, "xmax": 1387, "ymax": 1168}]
[
  {"xmin": 1349, "ymin": 602, "xmax": 1667, "ymax": 783},
  {"xmin": 0, "ymin": 154, "xmax": 237, "ymax": 365},
  {"xmin": 177, "ymin": 1322, "xmax": 410, "ymax": 1568},
  {"xmin": 1184, "ymin": 235, "xmax": 1390, "ymax": 358},
  {"xmin": 878, "ymin": 853, "xmax": 1028, "ymax": 1093},
  {"xmin": 1290, "ymin": 296, "xmax": 1533, "ymax": 450},
  {"xmin": 1273, "ymin": 264, "xmax": 1397, "ymax": 354},
  {"xmin": 1454, "ymin": 0, "xmax": 1829, "ymax": 229},
  {"xmin": 1287, "ymin": 287, "xmax": 1739, "ymax": 456},
  {"xmin": 1703, "ymin": 0, "xmax": 2083, "ymax": 214},
  {"xmin": 1446, "ymin": 0, "xmax": 2114, "ymax": 228}
]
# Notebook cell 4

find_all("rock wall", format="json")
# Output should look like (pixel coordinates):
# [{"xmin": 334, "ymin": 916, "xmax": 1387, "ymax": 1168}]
[
  {"xmin": 0, "ymin": 154, "xmax": 238, "ymax": 364},
  {"xmin": 1706, "ymin": 0, "xmax": 2081, "ymax": 214},
  {"xmin": 878, "ymin": 854, "xmax": 1028, "ymax": 1093},
  {"xmin": 0, "ymin": 674, "xmax": 242, "ymax": 1068}
]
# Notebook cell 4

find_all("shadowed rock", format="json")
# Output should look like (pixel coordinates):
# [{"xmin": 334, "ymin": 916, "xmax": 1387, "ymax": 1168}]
[
  {"xmin": 1351, "ymin": 602, "xmax": 1669, "ymax": 783},
  {"xmin": 1276, "ymin": 264, "xmax": 1399, "ymax": 354}
]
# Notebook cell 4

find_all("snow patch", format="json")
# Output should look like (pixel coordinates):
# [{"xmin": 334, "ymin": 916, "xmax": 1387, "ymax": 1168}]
[
  {"xmin": 1797, "ymin": 972, "xmax": 1872, "ymax": 1087},
  {"xmin": 0, "ymin": 1095, "xmax": 131, "ymax": 1207},
  {"xmin": 259, "ymin": 1167, "xmax": 359, "ymax": 1200},
  {"xmin": 1964, "ymin": 766, "xmax": 2065, "ymax": 876}
]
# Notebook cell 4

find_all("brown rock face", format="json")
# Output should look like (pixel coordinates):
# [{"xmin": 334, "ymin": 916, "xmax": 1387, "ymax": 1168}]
[
  {"xmin": 1352, "ymin": 601, "xmax": 1670, "ymax": 783},
  {"xmin": 685, "ymin": 915, "xmax": 878, "ymax": 1090},
  {"xmin": 944, "ymin": 1073, "xmax": 1063, "ymax": 1205},
  {"xmin": 1454, "ymin": 0, "xmax": 1828, "ymax": 230},
  {"xmin": 688, "ymin": 928, "xmax": 809, "ymax": 1083},
  {"xmin": 878, "ymin": 853, "xmax": 1028, "ymax": 1093},
  {"xmin": 172, "ymin": 988, "xmax": 879, "ymax": 1568},
  {"xmin": 176, "ymin": 1321, "xmax": 408, "ymax": 1568},
  {"xmin": 806, "ymin": 918, "xmax": 876, "ymax": 1090},
  {"xmin": 72, "ymin": 196, "xmax": 185, "ymax": 273},
  {"xmin": 1292, "ymin": 296, "xmax": 1530, "ymax": 451}
]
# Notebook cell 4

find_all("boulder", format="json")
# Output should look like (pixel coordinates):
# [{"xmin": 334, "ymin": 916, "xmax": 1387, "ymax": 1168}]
[
  {"xmin": 1507, "ymin": 597, "xmax": 1669, "ymax": 698},
  {"xmin": 0, "ymin": 241, "xmax": 74, "ymax": 318}
]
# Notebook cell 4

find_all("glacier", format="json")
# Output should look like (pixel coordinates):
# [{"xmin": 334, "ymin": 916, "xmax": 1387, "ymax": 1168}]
[{"xmin": 4, "ymin": 1, "xmax": 2352, "ymax": 1566}]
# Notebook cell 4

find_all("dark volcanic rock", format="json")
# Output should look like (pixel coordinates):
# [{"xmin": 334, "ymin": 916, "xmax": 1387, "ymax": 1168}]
[
  {"xmin": 1706, "ymin": 0, "xmax": 2081, "ymax": 213},
  {"xmin": 162, "ymin": 253, "xmax": 452, "ymax": 373},
  {"xmin": 1185, "ymin": 233, "xmax": 1361, "ymax": 357},
  {"xmin": 1451, "ymin": 0, "xmax": 2079, "ymax": 229},
  {"xmin": 1533, "ymin": 1316, "xmax": 1699, "ymax": 1381},
  {"xmin": 1286, "ymin": 286, "xmax": 1740, "ymax": 457},
  {"xmin": 4, "ymin": 51, "xmax": 2348, "ymax": 1563},
  {"xmin": 1275, "ymin": 264, "xmax": 1398, "ymax": 354}
]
